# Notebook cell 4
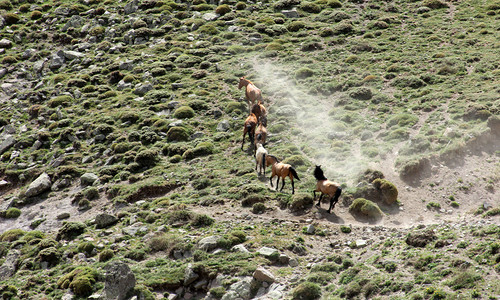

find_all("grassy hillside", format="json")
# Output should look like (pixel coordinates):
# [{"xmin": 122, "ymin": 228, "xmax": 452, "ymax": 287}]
[{"xmin": 0, "ymin": 0, "xmax": 499, "ymax": 299}]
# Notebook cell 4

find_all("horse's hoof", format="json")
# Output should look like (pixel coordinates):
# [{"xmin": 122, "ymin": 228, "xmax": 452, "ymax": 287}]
[{"xmin": 327, "ymin": 210, "xmax": 331, "ymax": 214}]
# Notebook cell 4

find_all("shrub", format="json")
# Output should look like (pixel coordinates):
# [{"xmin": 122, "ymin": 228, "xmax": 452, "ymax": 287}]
[
  {"xmin": 340, "ymin": 225, "xmax": 352, "ymax": 233},
  {"xmin": 48, "ymin": 95, "xmax": 73, "ymax": 108},
  {"xmin": 372, "ymin": 179, "xmax": 398, "ymax": 205},
  {"xmin": 56, "ymin": 222, "xmax": 86, "ymax": 241},
  {"xmin": 333, "ymin": 20, "xmax": 353, "ymax": 35},
  {"xmin": 235, "ymin": 2, "xmax": 246, "ymax": 10},
  {"xmin": 291, "ymin": 282, "xmax": 322, "ymax": 300},
  {"xmin": 0, "ymin": 0, "xmax": 13, "ymax": 10},
  {"xmin": 173, "ymin": 106, "xmax": 195, "ymax": 119},
  {"xmin": 328, "ymin": 0, "xmax": 342, "ymax": 8},
  {"xmin": 77, "ymin": 242, "xmax": 95, "ymax": 256},
  {"xmin": 215, "ymin": 4, "xmax": 231, "ymax": 15},
  {"xmin": 37, "ymin": 246, "xmax": 61, "ymax": 266},
  {"xmin": 226, "ymin": 101, "xmax": 246, "ymax": 113},
  {"xmin": 89, "ymin": 26, "xmax": 105, "ymax": 36},
  {"xmin": 135, "ymin": 149, "xmax": 159, "ymax": 167},
  {"xmin": 210, "ymin": 286, "xmax": 226, "ymax": 299},
  {"xmin": 2, "ymin": 56, "xmax": 16, "ymax": 64},
  {"xmin": 289, "ymin": 193, "xmax": 314, "ymax": 211},
  {"xmin": 349, "ymin": 87, "xmax": 372, "ymax": 100},
  {"xmin": 166, "ymin": 127, "xmax": 189, "ymax": 142},
  {"xmin": 387, "ymin": 113, "xmax": 418, "ymax": 127},
  {"xmin": 252, "ymin": 202, "xmax": 266, "ymax": 214},
  {"xmin": 84, "ymin": 187, "xmax": 99, "ymax": 200},
  {"xmin": 287, "ymin": 21, "xmax": 305, "ymax": 32},
  {"xmin": 191, "ymin": 214, "xmax": 215, "ymax": 227},
  {"xmin": 295, "ymin": 67, "xmax": 315, "ymax": 79},
  {"xmin": 198, "ymin": 24, "xmax": 219, "ymax": 35},
  {"xmin": 30, "ymin": 10, "xmax": 42, "ymax": 20},
  {"xmin": 98, "ymin": 249, "xmax": 114, "ymax": 262},
  {"xmin": 300, "ymin": 2, "xmax": 322, "ymax": 13},
  {"xmin": 57, "ymin": 267, "xmax": 98, "ymax": 297},
  {"xmin": 349, "ymin": 198, "xmax": 383, "ymax": 219},
  {"xmin": 0, "ymin": 229, "xmax": 25, "ymax": 242},
  {"xmin": 4, "ymin": 207, "xmax": 21, "ymax": 218},
  {"xmin": 423, "ymin": 0, "xmax": 448, "ymax": 9},
  {"xmin": 183, "ymin": 142, "xmax": 214, "ymax": 160},
  {"xmin": 3, "ymin": 13, "xmax": 20, "ymax": 25}
]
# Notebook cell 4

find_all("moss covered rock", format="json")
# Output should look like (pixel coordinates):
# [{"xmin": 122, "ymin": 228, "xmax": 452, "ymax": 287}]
[
  {"xmin": 166, "ymin": 126, "xmax": 189, "ymax": 142},
  {"xmin": 372, "ymin": 179, "xmax": 398, "ymax": 204},
  {"xmin": 349, "ymin": 198, "xmax": 383, "ymax": 219},
  {"xmin": 173, "ymin": 106, "xmax": 195, "ymax": 119}
]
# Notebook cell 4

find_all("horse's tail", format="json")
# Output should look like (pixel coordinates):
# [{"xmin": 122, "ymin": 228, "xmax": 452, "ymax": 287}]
[{"xmin": 290, "ymin": 167, "xmax": 300, "ymax": 181}]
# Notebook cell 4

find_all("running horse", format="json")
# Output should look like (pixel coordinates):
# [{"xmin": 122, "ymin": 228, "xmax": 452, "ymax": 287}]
[
  {"xmin": 253, "ymin": 123, "xmax": 267, "ymax": 156},
  {"xmin": 266, "ymin": 155, "xmax": 300, "ymax": 194},
  {"xmin": 238, "ymin": 76, "xmax": 263, "ymax": 113},
  {"xmin": 255, "ymin": 143, "xmax": 268, "ymax": 176},
  {"xmin": 251, "ymin": 101, "xmax": 267, "ymax": 126},
  {"xmin": 313, "ymin": 165, "xmax": 342, "ymax": 214},
  {"xmin": 241, "ymin": 113, "xmax": 258, "ymax": 150}
]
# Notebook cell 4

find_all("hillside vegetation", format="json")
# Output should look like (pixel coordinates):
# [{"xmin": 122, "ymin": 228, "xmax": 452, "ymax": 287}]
[{"xmin": 0, "ymin": 0, "xmax": 499, "ymax": 299}]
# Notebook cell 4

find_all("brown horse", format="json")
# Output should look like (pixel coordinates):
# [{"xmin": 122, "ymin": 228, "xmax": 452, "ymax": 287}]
[
  {"xmin": 266, "ymin": 155, "xmax": 300, "ymax": 194},
  {"xmin": 241, "ymin": 113, "xmax": 258, "ymax": 150},
  {"xmin": 313, "ymin": 165, "xmax": 342, "ymax": 214},
  {"xmin": 238, "ymin": 77, "xmax": 262, "ymax": 113},
  {"xmin": 251, "ymin": 101, "xmax": 267, "ymax": 126},
  {"xmin": 253, "ymin": 123, "xmax": 267, "ymax": 155}
]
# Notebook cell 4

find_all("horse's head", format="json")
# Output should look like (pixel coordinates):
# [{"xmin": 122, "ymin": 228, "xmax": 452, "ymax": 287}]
[
  {"xmin": 313, "ymin": 165, "xmax": 327, "ymax": 181},
  {"xmin": 238, "ymin": 76, "xmax": 246, "ymax": 89}
]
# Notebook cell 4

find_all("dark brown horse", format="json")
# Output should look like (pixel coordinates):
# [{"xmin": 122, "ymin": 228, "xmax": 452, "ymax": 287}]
[
  {"xmin": 251, "ymin": 101, "xmax": 267, "ymax": 126},
  {"xmin": 239, "ymin": 77, "xmax": 263, "ymax": 113},
  {"xmin": 313, "ymin": 165, "xmax": 342, "ymax": 214},
  {"xmin": 241, "ymin": 113, "xmax": 258, "ymax": 150},
  {"xmin": 253, "ymin": 123, "xmax": 267, "ymax": 155},
  {"xmin": 266, "ymin": 155, "xmax": 300, "ymax": 194}
]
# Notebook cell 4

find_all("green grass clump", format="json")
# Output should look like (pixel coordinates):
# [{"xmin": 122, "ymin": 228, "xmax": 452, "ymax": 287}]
[
  {"xmin": 4, "ymin": 207, "xmax": 21, "ymax": 218},
  {"xmin": 47, "ymin": 95, "xmax": 73, "ymax": 108},
  {"xmin": 372, "ymin": 179, "xmax": 398, "ymax": 205},
  {"xmin": 349, "ymin": 198, "xmax": 383, "ymax": 219},
  {"xmin": 57, "ymin": 267, "xmax": 98, "ymax": 297},
  {"xmin": 287, "ymin": 21, "xmax": 306, "ymax": 32},
  {"xmin": 2, "ymin": 56, "xmax": 16, "ymax": 64},
  {"xmin": 166, "ymin": 127, "xmax": 189, "ymax": 142},
  {"xmin": 215, "ymin": 4, "xmax": 231, "ymax": 15},
  {"xmin": 292, "ymin": 281, "xmax": 322, "ymax": 300},
  {"xmin": 295, "ymin": 67, "xmax": 315, "ymax": 79},
  {"xmin": 98, "ymin": 249, "xmax": 114, "ymax": 262},
  {"xmin": 3, "ymin": 13, "xmax": 19, "ymax": 25},
  {"xmin": 0, "ymin": 229, "xmax": 25, "ymax": 242},
  {"xmin": 173, "ymin": 106, "xmax": 195, "ymax": 119}
]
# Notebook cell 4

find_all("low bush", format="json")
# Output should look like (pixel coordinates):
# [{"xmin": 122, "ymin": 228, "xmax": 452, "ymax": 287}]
[
  {"xmin": 349, "ymin": 198, "xmax": 383, "ymax": 219},
  {"xmin": 173, "ymin": 106, "xmax": 195, "ymax": 119},
  {"xmin": 372, "ymin": 179, "xmax": 398, "ymax": 205},
  {"xmin": 4, "ymin": 207, "xmax": 21, "ymax": 218},
  {"xmin": 291, "ymin": 282, "xmax": 322, "ymax": 300}
]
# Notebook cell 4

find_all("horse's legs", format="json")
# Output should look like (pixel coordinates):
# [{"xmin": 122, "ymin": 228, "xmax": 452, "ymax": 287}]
[
  {"xmin": 317, "ymin": 193, "xmax": 324, "ymax": 207},
  {"xmin": 280, "ymin": 178, "xmax": 285, "ymax": 192},
  {"xmin": 328, "ymin": 189, "xmax": 342, "ymax": 214},
  {"xmin": 291, "ymin": 179, "xmax": 294, "ymax": 194},
  {"xmin": 241, "ymin": 128, "xmax": 246, "ymax": 150},
  {"xmin": 269, "ymin": 175, "xmax": 273, "ymax": 187},
  {"xmin": 327, "ymin": 195, "xmax": 335, "ymax": 214},
  {"xmin": 313, "ymin": 191, "xmax": 316, "ymax": 202}
]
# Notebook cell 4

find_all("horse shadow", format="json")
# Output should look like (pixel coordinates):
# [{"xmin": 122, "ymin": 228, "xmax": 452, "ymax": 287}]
[{"xmin": 315, "ymin": 206, "xmax": 345, "ymax": 224}]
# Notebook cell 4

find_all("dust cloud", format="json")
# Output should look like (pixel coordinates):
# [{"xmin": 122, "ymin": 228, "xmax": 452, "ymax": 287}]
[{"xmin": 253, "ymin": 59, "xmax": 370, "ymax": 185}]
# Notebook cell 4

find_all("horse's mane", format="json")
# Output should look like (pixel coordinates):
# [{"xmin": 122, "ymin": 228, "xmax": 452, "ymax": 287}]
[
  {"xmin": 267, "ymin": 154, "xmax": 280, "ymax": 163},
  {"xmin": 314, "ymin": 165, "xmax": 328, "ymax": 181}
]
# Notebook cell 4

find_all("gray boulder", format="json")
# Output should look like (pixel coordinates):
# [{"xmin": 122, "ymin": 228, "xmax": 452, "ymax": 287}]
[
  {"xmin": 217, "ymin": 120, "xmax": 230, "ymax": 132},
  {"xmin": 222, "ymin": 277, "xmax": 252, "ymax": 300},
  {"xmin": 63, "ymin": 50, "xmax": 85, "ymax": 60},
  {"xmin": 133, "ymin": 82, "xmax": 153, "ymax": 96},
  {"xmin": 95, "ymin": 213, "xmax": 118, "ymax": 229},
  {"xmin": 25, "ymin": 172, "xmax": 51, "ymax": 197},
  {"xmin": 81, "ymin": 172, "xmax": 98, "ymax": 186},
  {"xmin": 0, "ymin": 250, "xmax": 20, "ymax": 281},
  {"xmin": 104, "ymin": 262, "xmax": 136, "ymax": 300},
  {"xmin": 0, "ymin": 135, "xmax": 15, "ymax": 155},
  {"xmin": 0, "ymin": 39, "xmax": 12, "ymax": 49},
  {"xmin": 198, "ymin": 235, "xmax": 220, "ymax": 252},
  {"xmin": 257, "ymin": 247, "xmax": 279, "ymax": 259},
  {"xmin": 253, "ymin": 267, "xmax": 275, "ymax": 283},
  {"xmin": 124, "ymin": 0, "xmax": 139, "ymax": 14}
]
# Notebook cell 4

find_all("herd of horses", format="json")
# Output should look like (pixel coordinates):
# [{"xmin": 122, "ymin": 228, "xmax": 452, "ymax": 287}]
[{"xmin": 238, "ymin": 77, "xmax": 342, "ymax": 214}]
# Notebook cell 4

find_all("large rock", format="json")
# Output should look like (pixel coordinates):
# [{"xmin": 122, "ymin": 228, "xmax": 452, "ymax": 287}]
[
  {"xmin": 0, "ymin": 250, "xmax": 20, "ymax": 280},
  {"xmin": 95, "ymin": 213, "xmax": 118, "ymax": 229},
  {"xmin": 257, "ymin": 247, "xmax": 279, "ymax": 259},
  {"xmin": 133, "ymin": 82, "xmax": 153, "ymax": 96},
  {"xmin": 81, "ymin": 172, "xmax": 98, "ymax": 186},
  {"xmin": 104, "ymin": 262, "xmax": 136, "ymax": 300},
  {"xmin": 63, "ymin": 50, "xmax": 85, "ymax": 60},
  {"xmin": 0, "ymin": 38, "xmax": 12, "ymax": 49},
  {"xmin": 0, "ymin": 134, "xmax": 15, "ymax": 155},
  {"xmin": 222, "ymin": 277, "xmax": 252, "ymax": 300},
  {"xmin": 124, "ymin": 0, "xmax": 139, "ymax": 14},
  {"xmin": 253, "ymin": 267, "xmax": 275, "ymax": 283},
  {"xmin": 198, "ymin": 235, "xmax": 220, "ymax": 252},
  {"xmin": 25, "ymin": 172, "xmax": 51, "ymax": 197}
]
